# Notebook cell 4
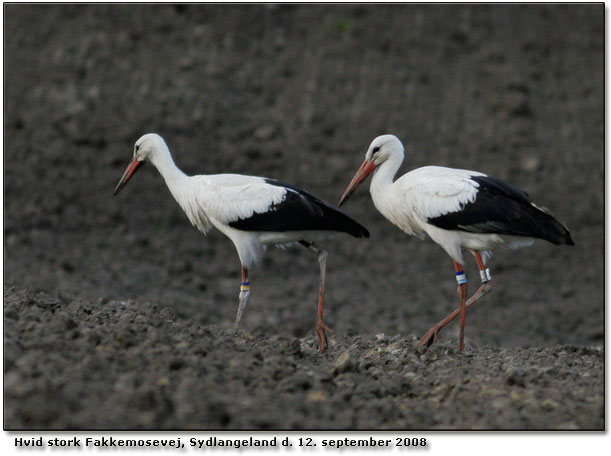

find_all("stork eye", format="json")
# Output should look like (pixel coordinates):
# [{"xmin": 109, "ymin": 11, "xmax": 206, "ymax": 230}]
[
  {"xmin": 372, "ymin": 146, "xmax": 380, "ymax": 153},
  {"xmin": 135, "ymin": 144, "xmax": 140, "ymax": 151}
]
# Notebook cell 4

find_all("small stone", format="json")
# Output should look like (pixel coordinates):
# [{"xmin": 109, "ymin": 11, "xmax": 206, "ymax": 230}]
[
  {"xmin": 306, "ymin": 390, "xmax": 329, "ymax": 403},
  {"xmin": 541, "ymin": 399, "xmax": 559, "ymax": 411},
  {"xmin": 334, "ymin": 351, "xmax": 358, "ymax": 374},
  {"xmin": 506, "ymin": 369, "xmax": 526, "ymax": 387},
  {"xmin": 278, "ymin": 372, "xmax": 313, "ymax": 392},
  {"xmin": 160, "ymin": 307, "xmax": 175, "ymax": 322},
  {"xmin": 157, "ymin": 376, "xmax": 170, "ymax": 386}
]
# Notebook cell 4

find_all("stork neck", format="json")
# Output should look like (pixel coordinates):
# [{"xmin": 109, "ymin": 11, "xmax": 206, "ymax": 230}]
[
  {"xmin": 150, "ymin": 146, "xmax": 188, "ymax": 193},
  {"xmin": 370, "ymin": 153, "xmax": 402, "ymax": 197}
]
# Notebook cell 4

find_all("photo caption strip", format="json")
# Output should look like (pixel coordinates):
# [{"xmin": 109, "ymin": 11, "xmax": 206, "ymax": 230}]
[{"xmin": 13, "ymin": 435, "xmax": 429, "ymax": 451}]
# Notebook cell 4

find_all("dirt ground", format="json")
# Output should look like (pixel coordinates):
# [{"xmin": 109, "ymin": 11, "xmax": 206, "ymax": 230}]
[{"xmin": 3, "ymin": 4, "xmax": 604, "ymax": 430}]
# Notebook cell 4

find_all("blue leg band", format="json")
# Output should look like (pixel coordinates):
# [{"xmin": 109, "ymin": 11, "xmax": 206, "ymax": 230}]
[{"xmin": 456, "ymin": 271, "xmax": 467, "ymax": 285}]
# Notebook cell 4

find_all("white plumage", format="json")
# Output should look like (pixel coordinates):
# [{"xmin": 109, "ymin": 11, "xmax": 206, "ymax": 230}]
[
  {"xmin": 339, "ymin": 134, "xmax": 573, "ymax": 351},
  {"xmin": 114, "ymin": 133, "xmax": 368, "ymax": 352},
  {"xmin": 172, "ymin": 174, "xmax": 291, "ymax": 266}
]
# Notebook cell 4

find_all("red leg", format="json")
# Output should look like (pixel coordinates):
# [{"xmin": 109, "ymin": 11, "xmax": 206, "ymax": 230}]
[
  {"xmin": 417, "ymin": 261, "xmax": 467, "ymax": 350},
  {"xmin": 418, "ymin": 252, "xmax": 493, "ymax": 349},
  {"xmin": 455, "ymin": 262, "xmax": 468, "ymax": 351},
  {"xmin": 315, "ymin": 248, "xmax": 331, "ymax": 352},
  {"xmin": 475, "ymin": 252, "xmax": 485, "ymax": 270},
  {"xmin": 300, "ymin": 241, "xmax": 332, "ymax": 352}
]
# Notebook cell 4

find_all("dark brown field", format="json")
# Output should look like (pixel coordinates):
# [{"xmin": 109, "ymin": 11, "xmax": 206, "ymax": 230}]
[{"xmin": 3, "ymin": 4, "xmax": 604, "ymax": 429}]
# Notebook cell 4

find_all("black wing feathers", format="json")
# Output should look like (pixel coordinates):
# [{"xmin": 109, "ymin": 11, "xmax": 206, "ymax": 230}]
[
  {"xmin": 427, "ymin": 175, "xmax": 574, "ymax": 246},
  {"xmin": 228, "ymin": 179, "xmax": 369, "ymax": 238}
]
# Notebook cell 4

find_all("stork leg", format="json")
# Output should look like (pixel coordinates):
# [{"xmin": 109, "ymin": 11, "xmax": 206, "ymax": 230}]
[
  {"xmin": 300, "ymin": 240, "xmax": 332, "ymax": 352},
  {"xmin": 418, "ymin": 252, "xmax": 492, "ymax": 349},
  {"xmin": 455, "ymin": 262, "xmax": 468, "ymax": 351},
  {"xmin": 234, "ymin": 265, "xmax": 250, "ymax": 332},
  {"xmin": 468, "ymin": 252, "xmax": 493, "ymax": 317}
]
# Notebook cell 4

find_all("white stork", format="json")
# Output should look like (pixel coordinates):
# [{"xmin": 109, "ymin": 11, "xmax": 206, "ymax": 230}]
[
  {"xmin": 114, "ymin": 133, "xmax": 369, "ymax": 352},
  {"xmin": 338, "ymin": 134, "xmax": 574, "ymax": 351}
]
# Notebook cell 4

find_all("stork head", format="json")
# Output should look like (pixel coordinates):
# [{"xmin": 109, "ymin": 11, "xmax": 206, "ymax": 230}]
[
  {"xmin": 338, "ymin": 135, "xmax": 404, "ymax": 206},
  {"xmin": 113, "ymin": 133, "xmax": 168, "ymax": 195}
]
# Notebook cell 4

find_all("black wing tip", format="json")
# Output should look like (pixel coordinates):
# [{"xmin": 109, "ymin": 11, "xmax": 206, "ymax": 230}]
[
  {"xmin": 543, "ymin": 221, "xmax": 574, "ymax": 246},
  {"xmin": 335, "ymin": 215, "xmax": 369, "ymax": 238},
  {"xmin": 271, "ymin": 179, "xmax": 371, "ymax": 238},
  {"xmin": 548, "ymin": 215, "xmax": 574, "ymax": 246},
  {"xmin": 353, "ymin": 226, "xmax": 370, "ymax": 238},
  {"xmin": 331, "ymin": 207, "xmax": 369, "ymax": 238}
]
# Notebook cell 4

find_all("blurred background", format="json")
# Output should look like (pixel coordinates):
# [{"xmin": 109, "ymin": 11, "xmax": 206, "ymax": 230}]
[{"xmin": 4, "ymin": 4, "xmax": 603, "ymax": 347}]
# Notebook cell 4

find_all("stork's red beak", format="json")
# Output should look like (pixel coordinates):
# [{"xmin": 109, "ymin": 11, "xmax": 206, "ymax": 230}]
[
  {"xmin": 338, "ymin": 159, "xmax": 376, "ymax": 207},
  {"xmin": 113, "ymin": 158, "xmax": 143, "ymax": 195}
]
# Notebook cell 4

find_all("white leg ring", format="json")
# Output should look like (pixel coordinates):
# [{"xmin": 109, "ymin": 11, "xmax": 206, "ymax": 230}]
[{"xmin": 479, "ymin": 269, "xmax": 492, "ymax": 283}]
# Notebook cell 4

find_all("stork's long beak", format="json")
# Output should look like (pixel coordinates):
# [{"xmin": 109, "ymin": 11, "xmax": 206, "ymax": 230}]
[
  {"xmin": 338, "ymin": 159, "xmax": 376, "ymax": 207},
  {"xmin": 113, "ymin": 158, "xmax": 143, "ymax": 196}
]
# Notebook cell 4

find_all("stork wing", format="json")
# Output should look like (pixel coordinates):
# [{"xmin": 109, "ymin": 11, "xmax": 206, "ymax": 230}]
[
  {"xmin": 404, "ymin": 169, "xmax": 570, "ymax": 244},
  {"xmin": 424, "ymin": 174, "xmax": 535, "ymax": 234},
  {"xmin": 194, "ymin": 175, "xmax": 368, "ymax": 237}
]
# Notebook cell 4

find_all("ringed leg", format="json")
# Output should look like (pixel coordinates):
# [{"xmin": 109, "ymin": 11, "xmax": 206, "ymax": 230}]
[
  {"xmin": 470, "ymin": 250, "xmax": 493, "ymax": 320},
  {"xmin": 234, "ymin": 265, "xmax": 251, "ymax": 332},
  {"xmin": 299, "ymin": 240, "xmax": 332, "ymax": 352},
  {"xmin": 454, "ymin": 261, "xmax": 468, "ymax": 351},
  {"xmin": 454, "ymin": 262, "xmax": 468, "ymax": 352},
  {"xmin": 418, "ymin": 251, "xmax": 493, "ymax": 349},
  {"xmin": 474, "ymin": 252, "xmax": 493, "ymax": 285},
  {"xmin": 416, "ymin": 261, "xmax": 468, "ymax": 350},
  {"xmin": 466, "ymin": 251, "xmax": 493, "ymax": 317}
]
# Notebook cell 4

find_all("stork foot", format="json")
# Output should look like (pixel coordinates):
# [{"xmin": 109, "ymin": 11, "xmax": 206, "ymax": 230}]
[
  {"xmin": 417, "ymin": 324, "xmax": 442, "ymax": 348},
  {"xmin": 417, "ymin": 282, "xmax": 493, "ymax": 350},
  {"xmin": 316, "ymin": 318, "xmax": 333, "ymax": 352}
]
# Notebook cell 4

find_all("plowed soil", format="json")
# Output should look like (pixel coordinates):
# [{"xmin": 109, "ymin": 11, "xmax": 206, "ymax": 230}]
[{"xmin": 3, "ymin": 4, "xmax": 604, "ymax": 429}]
